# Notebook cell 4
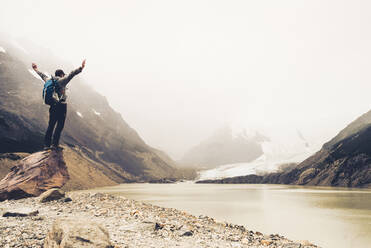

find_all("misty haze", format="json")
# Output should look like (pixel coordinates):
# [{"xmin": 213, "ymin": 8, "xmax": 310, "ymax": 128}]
[{"xmin": 0, "ymin": 1, "xmax": 370, "ymax": 248}]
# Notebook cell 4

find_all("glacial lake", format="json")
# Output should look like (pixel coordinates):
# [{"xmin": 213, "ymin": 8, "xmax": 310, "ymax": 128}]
[{"xmin": 85, "ymin": 183, "xmax": 371, "ymax": 248}]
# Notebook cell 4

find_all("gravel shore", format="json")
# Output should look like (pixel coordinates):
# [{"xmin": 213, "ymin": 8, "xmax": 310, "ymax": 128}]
[{"xmin": 0, "ymin": 192, "xmax": 318, "ymax": 248}]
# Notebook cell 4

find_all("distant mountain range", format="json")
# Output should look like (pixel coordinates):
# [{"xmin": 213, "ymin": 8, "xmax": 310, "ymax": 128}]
[
  {"xmin": 197, "ymin": 127, "xmax": 317, "ymax": 180},
  {"xmin": 197, "ymin": 110, "xmax": 371, "ymax": 188},
  {"xmin": 180, "ymin": 126, "xmax": 269, "ymax": 169},
  {"xmin": 0, "ymin": 37, "xmax": 192, "ymax": 189}
]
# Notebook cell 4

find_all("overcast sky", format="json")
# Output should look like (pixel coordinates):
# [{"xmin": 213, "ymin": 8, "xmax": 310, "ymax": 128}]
[{"xmin": 1, "ymin": 0, "xmax": 370, "ymax": 159}]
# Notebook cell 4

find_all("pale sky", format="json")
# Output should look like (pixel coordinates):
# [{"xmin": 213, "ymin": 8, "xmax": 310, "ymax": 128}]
[{"xmin": 1, "ymin": 0, "xmax": 370, "ymax": 159}]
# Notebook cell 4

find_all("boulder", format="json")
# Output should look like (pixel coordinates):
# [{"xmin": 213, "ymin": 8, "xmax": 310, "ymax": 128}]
[
  {"xmin": 44, "ymin": 218, "xmax": 114, "ymax": 248},
  {"xmin": 0, "ymin": 150, "xmax": 69, "ymax": 201},
  {"xmin": 282, "ymin": 243, "xmax": 302, "ymax": 248},
  {"xmin": 2, "ymin": 208, "xmax": 39, "ymax": 217},
  {"xmin": 154, "ymin": 222, "xmax": 164, "ymax": 230},
  {"xmin": 260, "ymin": 239, "xmax": 272, "ymax": 246},
  {"xmin": 39, "ymin": 188, "xmax": 65, "ymax": 203},
  {"xmin": 181, "ymin": 230, "xmax": 193, "ymax": 237}
]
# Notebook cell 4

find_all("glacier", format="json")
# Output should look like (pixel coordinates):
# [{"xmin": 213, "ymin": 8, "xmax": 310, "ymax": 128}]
[{"xmin": 198, "ymin": 129, "xmax": 320, "ymax": 180}]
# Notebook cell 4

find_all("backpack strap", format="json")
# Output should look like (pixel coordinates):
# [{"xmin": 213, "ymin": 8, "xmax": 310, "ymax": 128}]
[{"xmin": 52, "ymin": 78, "xmax": 62, "ymax": 102}]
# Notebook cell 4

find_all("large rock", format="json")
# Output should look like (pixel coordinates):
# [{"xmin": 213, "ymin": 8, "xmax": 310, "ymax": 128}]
[
  {"xmin": 2, "ymin": 208, "xmax": 39, "ymax": 217},
  {"xmin": 0, "ymin": 150, "xmax": 69, "ymax": 201},
  {"xmin": 39, "ymin": 188, "xmax": 65, "ymax": 203},
  {"xmin": 44, "ymin": 218, "xmax": 113, "ymax": 248}
]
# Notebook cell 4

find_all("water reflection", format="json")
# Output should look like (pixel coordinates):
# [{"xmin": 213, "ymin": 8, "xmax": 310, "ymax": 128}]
[{"xmin": 84, "ymin": 184, "xmax": 371, "ymax": 248}]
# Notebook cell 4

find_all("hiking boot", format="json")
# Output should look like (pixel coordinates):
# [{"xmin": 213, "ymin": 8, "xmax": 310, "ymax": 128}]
[
  {"xmin": 51, "ymin": 145, "xmax": 64, "ymax": 151},
  {"xmin": 43, "ymin": 146, "xmax": 51, "ymax": 151}
]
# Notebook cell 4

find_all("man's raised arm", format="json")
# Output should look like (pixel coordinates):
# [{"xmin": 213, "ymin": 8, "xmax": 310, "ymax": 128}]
[
  {"xmin": 32, "ymin": 63, "xmax": 49, "ymax": 82},
  {"xmin": 58, "ymin": 59, "xmax": 86, "ymax": 87}
]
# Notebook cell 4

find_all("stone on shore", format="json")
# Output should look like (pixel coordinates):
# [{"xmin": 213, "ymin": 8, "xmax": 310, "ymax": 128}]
[
  {"xmin": 181, "ymin": 230, "xmax": 194, "ymax": 237},
  {"xmin": 2, "ymin": 207, "xmax": 39, "ymax": 217},
  {"xmin": 44, "ymin": 218, "xmax": 114, "ymax": 248},
  {"xmin": 40, "ymin": 188, "xmax": 65, "ymax": 203},
  {"xmin": 261, "ymin": 239, "xmax": 273, "ymax": 246},
  {"xmin": 283, "ymin": 243, "xmax": 302, "ymax": 248},
  {"xmin": 0, "ymin": 150, "xmax": 69, "ymax": 201}
]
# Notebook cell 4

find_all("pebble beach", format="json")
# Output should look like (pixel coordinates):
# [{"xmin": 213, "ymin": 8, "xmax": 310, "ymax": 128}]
[{"xmin": 0, "ymin": 192, "xmax": 318, "ymax": 248}]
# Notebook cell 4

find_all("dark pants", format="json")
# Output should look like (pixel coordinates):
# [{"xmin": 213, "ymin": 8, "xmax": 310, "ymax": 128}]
[{"xmin": 44, "ymin": 103, "xmax": 67, "ymax": 147}]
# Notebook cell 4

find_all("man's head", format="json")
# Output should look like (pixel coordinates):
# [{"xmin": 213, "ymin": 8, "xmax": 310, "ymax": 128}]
[{"xmin": 55, "ymin": 69, "xmax": 65, "ymax": 77}]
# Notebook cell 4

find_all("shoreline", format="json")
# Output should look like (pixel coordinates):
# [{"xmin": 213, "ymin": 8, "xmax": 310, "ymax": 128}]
[{"xmin": 0, "ymin": 192, "xmax": 318, "ymax": 248}]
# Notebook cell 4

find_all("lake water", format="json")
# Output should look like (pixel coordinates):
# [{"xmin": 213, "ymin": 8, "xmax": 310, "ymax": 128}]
[{"xmin": 85, "ymin": 183, "xmax": 371, "ymax": 248}]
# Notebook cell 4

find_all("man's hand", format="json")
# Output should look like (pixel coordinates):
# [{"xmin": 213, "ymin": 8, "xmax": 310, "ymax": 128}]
[
  {"xmin": 81, "ymin": 59, "xmax": 86, "ymax": 69},
  {"xmin": 32, "ymin": 63, "xmax": 38, "ymax": 71}
]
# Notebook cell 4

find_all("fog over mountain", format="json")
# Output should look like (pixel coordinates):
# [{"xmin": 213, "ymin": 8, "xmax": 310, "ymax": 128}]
[
  {"xmin": 0, "ymin": 38, "xmax": 194, "ymax": 187},
  {"xmin": 181, "ymin": 126, "xmax": 269, "ymax": 169},
  {"xmin": 1, "ymin": 0, "xmax": 370, "ymax": 160}
]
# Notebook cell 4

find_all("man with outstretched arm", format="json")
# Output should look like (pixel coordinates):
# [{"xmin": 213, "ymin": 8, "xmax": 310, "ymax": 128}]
[{"xmin": 32, "ymin": 60, "xmax": 86, "ymax": 150}]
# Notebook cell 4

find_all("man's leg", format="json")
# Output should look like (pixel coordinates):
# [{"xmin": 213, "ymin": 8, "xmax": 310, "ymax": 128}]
[
  {"xmin": 52, "ymin": 103, "xmax": 67, "ymax": 147},
  {"xmin": 44, "ymin": 105, "xmax": 58, "ymax": 148}
]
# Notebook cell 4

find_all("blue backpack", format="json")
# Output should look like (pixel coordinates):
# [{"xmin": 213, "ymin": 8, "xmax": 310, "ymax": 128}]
[{"xmin": 42, "ymin": 78, "xmax": 59, "ymax": 105}]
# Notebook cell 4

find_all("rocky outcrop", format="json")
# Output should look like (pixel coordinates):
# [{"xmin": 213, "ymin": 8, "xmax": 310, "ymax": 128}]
[
  {"xmin": 44, "ymin": 218, "xmax": 113, "ymax": 248},
  {"xmin": 0, "ymin": 150, "xmax": 69, "ymax": 201},
  {"xmin": 0, "ymin": 153, "xmax": 30, "ymax": 180}
]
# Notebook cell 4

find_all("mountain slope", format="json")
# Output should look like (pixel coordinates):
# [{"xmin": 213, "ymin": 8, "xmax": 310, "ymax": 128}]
[
  {"xmin": 198, "ymin": 111, "xmax": 371, "ymax": 188},
  {"xmin": 0, "ymin": 38, "xmax": 182, "ymax": 188}
]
